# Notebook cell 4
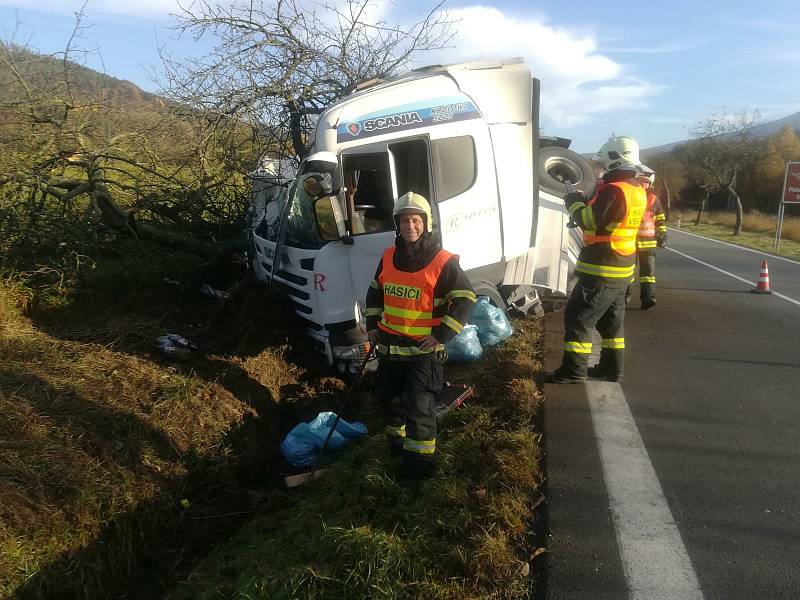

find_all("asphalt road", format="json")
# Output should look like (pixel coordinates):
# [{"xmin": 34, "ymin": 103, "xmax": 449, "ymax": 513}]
[{"xmin": 544, "ymin": 228, "xmax": 800, "ymax": 599}]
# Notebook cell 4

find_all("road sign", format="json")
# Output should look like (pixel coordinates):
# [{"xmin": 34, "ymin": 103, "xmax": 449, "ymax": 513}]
[{"xmin": 783, "ymin": 161, "xmax": 800, "ymax": 204}]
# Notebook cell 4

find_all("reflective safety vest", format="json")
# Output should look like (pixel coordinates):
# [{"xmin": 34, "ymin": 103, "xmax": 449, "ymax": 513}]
[
  {"xmin": 640, "ymin": 191, "xmax": 668, "ymax": 250},
  {"xmin": 639, "ymin": 192, "xmax": 657, "ymax": 236},
  {"xmin": 582, "ymin": 181, "xmax": 647, "ymax": 257},
  {"xmin": 377, "ymin": 247, "xmax": 455, "ymax": 340}
]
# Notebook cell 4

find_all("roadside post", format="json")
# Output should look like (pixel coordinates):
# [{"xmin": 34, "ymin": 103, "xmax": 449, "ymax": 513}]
[{"xmin": 774, "ymin": 161, "xmax": 800, "ymax": 252}]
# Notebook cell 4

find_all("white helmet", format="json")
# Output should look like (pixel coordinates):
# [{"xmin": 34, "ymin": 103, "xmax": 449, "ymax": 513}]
[
  {"xmin": 597, "ymin": 136, "xmax": 642, "ymax": 172},
  {"xmin": 393, "ymin": 191, "xmax": 433, "ymax": 233},
  {"xmin": 637, "ymin": 164, "xmax": 655, "ymax": 186}
]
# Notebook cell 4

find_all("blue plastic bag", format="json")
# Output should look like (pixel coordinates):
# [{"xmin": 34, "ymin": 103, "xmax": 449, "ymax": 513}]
[
  {"xmin": 469, "ymin": 296, "xmax": 513, "ymax": 346},
  {"xmin": 280, "ymin": 412, "xmax": 368, "ymax": 468},
  {"xmin": 444, "ymin": 324, "xmax": 483, "ymax": 362}
]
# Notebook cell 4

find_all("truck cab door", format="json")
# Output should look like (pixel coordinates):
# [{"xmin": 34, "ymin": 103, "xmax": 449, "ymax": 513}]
[
  {"xmin": 429, "ymin": 122, "xmax": 503, "ymax": 269},
  {"xmin": 337, "ymin": 143, "xmax": 398, "ymax": 311}
]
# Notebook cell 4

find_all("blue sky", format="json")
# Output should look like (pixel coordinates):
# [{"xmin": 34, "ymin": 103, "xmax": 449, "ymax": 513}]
[{"xmin": 1, "ymin": 0, "xmax": 798, "ymax": 153}]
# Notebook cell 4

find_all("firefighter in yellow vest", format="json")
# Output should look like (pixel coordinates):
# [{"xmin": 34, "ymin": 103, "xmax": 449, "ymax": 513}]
[
  {"xmin": 545, "ymin": 135, "xmax": 648, "ymax": 383},
  {"xmin": 626, "ymin": 166, "xmax": 667, "ymax": 309},
  {"xmin": 364, "ymin": 192, "xmax": 476, "ymax": 479}
]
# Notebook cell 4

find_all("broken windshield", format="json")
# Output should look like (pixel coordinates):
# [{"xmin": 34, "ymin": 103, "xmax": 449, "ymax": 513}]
[
  {"xmin": 282, "ymin": 176, "xmax": 331, "ymax": 249},
  {"xmin": 251, "ymin": 178, "xmax": 286, "ymax": 243}
]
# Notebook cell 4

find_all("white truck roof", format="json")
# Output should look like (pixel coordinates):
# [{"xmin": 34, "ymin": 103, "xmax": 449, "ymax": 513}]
[{"xmin": 313, "ymin": 58, "xmax": 534, "ymax": 151}]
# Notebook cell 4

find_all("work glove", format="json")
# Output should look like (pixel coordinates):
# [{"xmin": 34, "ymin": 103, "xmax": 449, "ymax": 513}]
[
  {"xmin": 656, "ymin": 232, "xmax": 668, "ymax": 247},
  {"xmin": 564, "ymin": 191, "xmax": 586, "ymax": 210},
  {"xmin": 564, "ymin": 191, "xmax": 586, "ymax": 229}
]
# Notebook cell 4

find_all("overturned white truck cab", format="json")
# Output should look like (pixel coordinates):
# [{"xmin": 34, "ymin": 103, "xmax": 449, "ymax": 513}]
[{"xmin": 247, "ymin": 59, "xmax": 594, "ymax": 372}]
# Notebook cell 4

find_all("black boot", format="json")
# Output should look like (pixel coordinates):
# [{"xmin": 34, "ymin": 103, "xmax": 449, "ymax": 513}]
[
  {"xmin": 587, "ymin": 365, "xmax": 622, "ymax": 382},
  {"xmin": 543, "ymin": 368, "xmax": 587, "ymax": 384},
  {"xmin": 641, "ymin": 297, "xmax": 656, "ymax": 310}
]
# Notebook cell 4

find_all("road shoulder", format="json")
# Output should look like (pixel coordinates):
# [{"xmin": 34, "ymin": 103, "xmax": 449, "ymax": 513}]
[{"xmin": 542, "ymin": 312, "xmax": 628, "ymax": 599}]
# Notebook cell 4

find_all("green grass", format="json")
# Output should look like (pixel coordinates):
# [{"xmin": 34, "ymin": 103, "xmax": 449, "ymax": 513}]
[
  {"xmin": 669, "ymin": 212, "xmax": 800, "ymax": 260},
  {"xmin": 1, "ymin": 256, "xmax": 548, "ymax": 599},
  {"xmin": 169, "ymin": 322, "xmax": 547, "ymax": 600}
]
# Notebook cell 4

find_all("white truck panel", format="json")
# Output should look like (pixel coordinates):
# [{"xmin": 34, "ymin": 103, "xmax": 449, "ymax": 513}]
[
  {"xmin": 530, "ymin": 189, "xmax": 571, "ymax": 293},
  {"xmin": 443, "ymin": 60, "xmax": 532, "ymax": 124},
  {"xmin": 489, "ymin": 122, "xmax": 534, "ymax": 260},
  {"xmin": 431, "ymin": 120, "xmax": 503, "ymax": 269}
]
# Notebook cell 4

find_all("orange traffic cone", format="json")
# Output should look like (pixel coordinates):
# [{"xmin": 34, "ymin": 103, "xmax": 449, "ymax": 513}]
[{"xmin": 751, "ymin": 260, "xmax": 773, "ymax": 295}]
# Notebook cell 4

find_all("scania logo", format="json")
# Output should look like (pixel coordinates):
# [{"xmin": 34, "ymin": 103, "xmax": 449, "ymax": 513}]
[
  {"xmin": 347, "ymin": 122, "xmax": 361, "ymax": 136},
  {"xmin": 364, "ymin": 112, "xmax": 422, "ymax": 132}
]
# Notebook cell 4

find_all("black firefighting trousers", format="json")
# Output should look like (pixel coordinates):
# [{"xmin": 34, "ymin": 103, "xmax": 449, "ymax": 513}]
[
  {"xmin": 377, "ymin": 352, "xmax": 444, "ymax": 474},
  {"xmin": 560, "ymin": 275, "xmax": 627, "ymax": 379},
  {"xmin": 627, "ymin": 249, "xmax": 657, "ymax": 301}
]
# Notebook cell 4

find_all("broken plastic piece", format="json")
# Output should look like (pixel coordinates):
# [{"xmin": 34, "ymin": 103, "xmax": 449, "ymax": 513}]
[{"xmin": 200, "ymin": 283, "xmax": 229, "ymax": 299}]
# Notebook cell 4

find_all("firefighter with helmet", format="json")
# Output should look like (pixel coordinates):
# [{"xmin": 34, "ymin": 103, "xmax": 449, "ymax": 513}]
[
  {"xmin": 545, "ymin": 135, "xmax": 648, "ymax": 384},
  {"xmin": 626, "ymin": 166, "xmax": 667, "ymax": 309},
  {"xmin": 364, "ymin": 192, "xmax": 476, "ymax": 479}
]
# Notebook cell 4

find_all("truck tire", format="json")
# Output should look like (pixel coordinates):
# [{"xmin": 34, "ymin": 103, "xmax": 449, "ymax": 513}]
[
  {"xmin": 538, "ymin": 146, "xmax": 597, "ymax": 198},
  {"xmin": 473, "ymin": 283, "xmax": 506, "ymax": 312}
]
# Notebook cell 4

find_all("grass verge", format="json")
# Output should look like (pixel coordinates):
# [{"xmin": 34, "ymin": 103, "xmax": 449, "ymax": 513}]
[
  {"xmin": 170, "ymin": 319, "xmax": 547, "ymax": 600},
  {"xmin": 1, "ymin": 250, "xmax": 547, "ymax": 599},
  {"xmin": 1, "ymin": 250, "xmax": 339, "ymax": 599},
  {"xmin": 670, "ymin": 211, "xmax": 800, "ymax": 260}
]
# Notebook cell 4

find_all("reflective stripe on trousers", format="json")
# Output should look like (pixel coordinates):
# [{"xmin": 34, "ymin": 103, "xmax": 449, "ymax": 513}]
[{"xmin": 561, "ymin": 276, "xmax": 627, "ymax": 379}]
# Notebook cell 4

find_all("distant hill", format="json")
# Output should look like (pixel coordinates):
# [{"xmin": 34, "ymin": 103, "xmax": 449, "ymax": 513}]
[
  {"xmin": 641, "ymin": 111, "xmax": 800, "ymax": 159},
  {"xmin": 0, "ymin": 45, "xmax": 167, "ymax": 111}
]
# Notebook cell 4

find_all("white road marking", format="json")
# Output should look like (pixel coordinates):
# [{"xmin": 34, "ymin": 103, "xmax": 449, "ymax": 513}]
[
  {"xmin": 666, "ymin": 246, "xmax": 800, "ymax": 308},
  {"xmin": 667, "ymin": 227, "xmax": 800, "ymax": 266},
  {"xmin": 586, "ymin": 381, "xmax": 704, "ymax": 600}
]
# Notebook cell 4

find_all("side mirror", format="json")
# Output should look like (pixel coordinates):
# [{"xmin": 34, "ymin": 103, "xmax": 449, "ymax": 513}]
[{"xmin": 314, "ymin": 195, "xmax": 346, "ymax": 241}]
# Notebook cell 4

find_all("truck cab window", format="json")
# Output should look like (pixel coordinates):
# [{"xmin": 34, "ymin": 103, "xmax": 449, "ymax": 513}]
[
  {"xmin": 431, "ymin": 136, "xmax": 476, "ymax": 201},
  {"xmin": 251, "ymin": 178, "xmax": 287, "ymax": 243},
  {"xmin": 390, "ymin": 139, "xmax": 431, "ymax": 201},
  {"xmin": 282, "ymin": 177, "xmax": 328, "ymax": 249},
  {"xmin": 342, "ymin": 139, "xmax": 433, "ymax": 235},
  {"xmin": 343, "ymin": 154, "xmax": 395, "ymax": 235}
]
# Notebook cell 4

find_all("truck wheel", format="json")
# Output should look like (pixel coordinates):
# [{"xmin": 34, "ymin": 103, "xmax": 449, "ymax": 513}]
[
  {"xmin": 538, "ymin": 146, "xmax": 597, "ymax": 197},
  {"xmin": 473, "ymin": 284, "xmax": 506, "ymax": 312}
]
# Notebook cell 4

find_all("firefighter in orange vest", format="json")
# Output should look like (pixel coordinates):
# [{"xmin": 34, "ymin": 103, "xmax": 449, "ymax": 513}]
[
  {"xmin": 364, "ymin": 192, "xmax": 476, "ymax": 479},
  {"xmin": 626, "ymin": 166, "xmax": 667, "ymax": 309},
  {"xmin": 545, "ymin": 135, "xmax": 648, "ymax": 384}
]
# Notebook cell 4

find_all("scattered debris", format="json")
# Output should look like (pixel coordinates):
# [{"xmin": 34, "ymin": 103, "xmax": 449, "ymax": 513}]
[
  {"xmin": 284, "ymin": 469, "xmax": 329, "ymax": 489},
  {"xmin": 280, "ymin": 412, "xmax": 367, "ymax": 468},
  {"xmin": 444, "ymin": 324, "xmax": 483, "ymax": 362},
  {"xmin": 469, "ymin": 296, "xmax": 513, "ymax": 346},
  {"xmin": 435, "ymin": 383, "xmax": 474, "ymax": 416},
  {"xmin": 156, "ymin": 333, "xmax": 197, "ymax": 354},
  {"xmin": 200, "ymin": 283, "xmax": 229, "ymax": 299}
]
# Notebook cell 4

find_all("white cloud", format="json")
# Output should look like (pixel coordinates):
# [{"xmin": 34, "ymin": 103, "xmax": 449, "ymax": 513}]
[
  {"xmin": 415, "ymin": 6, "xmax": 663, "ymax": 128},
  {"xmin": 603, "ymin": 40, "xmax": 704, "ymax": 54}
]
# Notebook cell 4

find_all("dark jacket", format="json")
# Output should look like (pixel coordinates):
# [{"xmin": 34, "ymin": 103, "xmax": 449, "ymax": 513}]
[
  {"xmin": 365, "ymin": 233, "xmax": 476, "ymax": 358},
  {"xmin": 567, "ymin": 169, "xmax": 646, "ymax": 285}
]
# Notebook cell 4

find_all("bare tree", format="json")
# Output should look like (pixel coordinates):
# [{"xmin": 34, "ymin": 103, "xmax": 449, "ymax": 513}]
[
  {"xmin": 1, "ymin": 10, "xmax": 259, "ymax": 263},
  {"xmin": 688, "ymin": 108, "xmax": 761, "ymax": 235},
  {"xmin": 158, "ymin": 0, "xmax": 453, "ymax": 161},
  {"xmin": 647, "ymin": 153, "xmax": 684, "ymax": 220}
]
